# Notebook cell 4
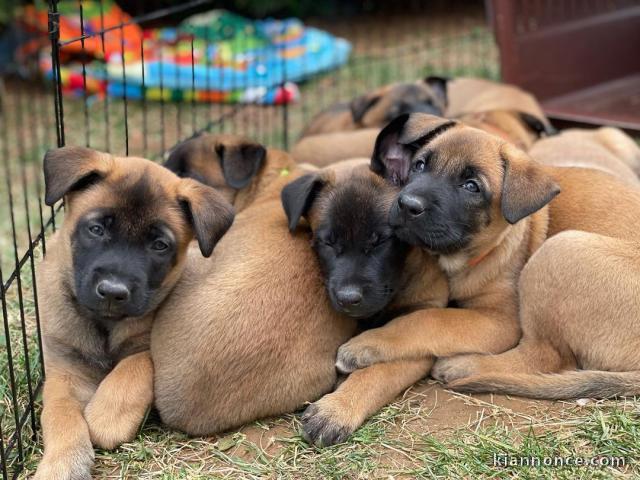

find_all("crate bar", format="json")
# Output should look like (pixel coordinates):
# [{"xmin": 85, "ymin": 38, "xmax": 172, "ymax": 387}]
[
  {"xmin": 79, "ymin": 1, "xmax": 91, "ymax": 147},
  {"xmin": 119, "ymin": 19, "xmax": 129, "ymax": 155},
  {"xmin": 48, "ymin": 0, "xmax": 65, "ymax": 147},
  {"xmin": 0, "ymin": 123, "xmax": 25, "ymax": 475},
  {"xmin": 13, "ymin": 87, "xmax": 39, "ymax": 439},
  {"xmin": 99, "ymin": 0, "xmax": 111, "ymax": 152}
]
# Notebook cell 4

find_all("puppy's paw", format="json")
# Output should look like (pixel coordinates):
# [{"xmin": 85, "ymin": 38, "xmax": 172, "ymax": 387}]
[
  {"xmin": 432, "ymin": 355, "xmax": 479, "ymax": 384},
  {"xmin": 34, "ymin": 448, "xmax": 94, "ymax": 480},
  {"xmin": 300, "ymin": 396, "xmax": 360, "ymax": 447},
  {"xmin": 336, "ymin": 342, "xmax": 382, "ymax": 374},
  {"xmin": 84, "ymin": 399, "xmax": 146, "ymax": 450}
]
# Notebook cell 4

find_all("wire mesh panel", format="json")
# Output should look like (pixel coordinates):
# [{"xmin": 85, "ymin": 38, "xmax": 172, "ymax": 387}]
[{"xmin": 0, "ymin": 0, "xmax": 499, "ymax": 477}]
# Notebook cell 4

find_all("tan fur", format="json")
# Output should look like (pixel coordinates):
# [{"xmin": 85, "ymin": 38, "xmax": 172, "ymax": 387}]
[
  {"xmin": 445, "ymin": 77, "xmax": 550, "ymax": 128},
  {"xmin": 35, "ymin": 147, "xmax": 233, "ymax": 479},
  {"xmin": 291, "ymin": 129, "xmax": 379, "ymax": 167},
  {"xmin": 301, "ymin": 80, "xmax": 446, "ymax": 137},
  {"xmin": 428, "ymin": 150, "xmax": 640, "ymax": 399},
  {"xmin": 337, "ymin": 119, "xmax": 640, "ymax": 392},
  {"xmin": 152, "ymin": 160, "xmax": 449, "ymax": 438},
  {"xmin": 457, "ymin": 110, "xmax": 541, "ymax": 151},
  {"xmin": 530, "ymin": 127, "xmax": 640, "ymax": 185},
  {"xmin": 165, "ymin": 133, "xmax": 297, "ymax": 212},
  {"xmin": 336, "ymin": 119, "xmax": 558, "ymax": 374}
]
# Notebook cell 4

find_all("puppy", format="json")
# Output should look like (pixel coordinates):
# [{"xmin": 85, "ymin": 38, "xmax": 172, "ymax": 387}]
[
  {"xmin": 529, "ymin": 127, "xmax": 640, "ymax": 185},
  {"xmin": 457, "ymin": 109, "xmax": 555, "ymax": 151},
  {"xmin": 438, "ymin": 150, "xmax": 640, "ymax": 399},
  {"xmin": 34, "ymin": 147, "xmax": 233, "ymax": 480},
  {"xmin": 291, "ymin": 128, "xmax": 379, "ymax": 167},
  {"xmin": 282, "ymin": 164, "xmax": 449, "ymax": 446},
  {"xmin": 164, "ymin": 133, "xmax": 293, "ymax": 212},
  {"xmin": 334, "ymin": 113, "xmax": 640, "ymax": 400},
  {"xmin": 151, "ymin": 157, "xmax": 447, "ymax": 445},
  {"xmin": 431, "ymin": 76, "xmax": 551, "ymax": 128},
  {"xmin": 301, "ymin": 78, "xmax": 447, "ymax": 137}
]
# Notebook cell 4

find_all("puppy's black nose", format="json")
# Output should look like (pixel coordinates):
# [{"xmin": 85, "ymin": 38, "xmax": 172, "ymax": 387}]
[
  {"xmin": 398, "ymin": 194, "xmax": 425, "ymax": 216},
  {"xmin": 335, "ymin": 286, "xmax": 363, "ymax": 308},
  {"xmin": 96, "ymin": 279, "xmax": 131, "ymax": 303}
]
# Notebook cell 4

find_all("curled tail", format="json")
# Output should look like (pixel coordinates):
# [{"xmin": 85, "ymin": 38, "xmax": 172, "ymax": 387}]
[{"xmin": 450, "ymin": 370, "xmax": 640, "ymax": 400}]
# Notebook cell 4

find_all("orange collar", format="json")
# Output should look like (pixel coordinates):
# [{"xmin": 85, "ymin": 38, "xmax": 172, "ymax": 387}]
[{"xmin": 467, "ymin": 247, "xmax": 495, "ymax": 268}]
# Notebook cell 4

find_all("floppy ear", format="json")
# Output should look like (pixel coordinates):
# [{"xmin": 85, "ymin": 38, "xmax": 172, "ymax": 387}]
[
  {"xmin": 164, "ymin": 139, "xmax": 195, "ymax": 177},
  {"xmin": 43, "ymin": 146, "xmax": 113, "ymax": 206},
  {"xmin": 424, "ymin": 76, "xmax": 449, "ymax": 107},
  {"xmin": 177, "ymin": 179, "xmax": 235, "ymax": 257},
  {"xmin": 350, "ymin": 93, "xmax": 382, "ymax": 124},
  {"xmin": 518, "ymin": 112, "xmax": 557, "ymax": 137},
  {"xmin": 281, "ymin": 173, "xmax": 327, "ymax": 231},
  {"xmin": 371, "ymin": 113, "xmax": 455, "ymax": 185},
  {"xmin": 217, "ymin": 141, "xmax": 267, "ymax": 189},
  {"xmin": 500, "ymin": 143, "xmax": 560, "ymax": 224}
]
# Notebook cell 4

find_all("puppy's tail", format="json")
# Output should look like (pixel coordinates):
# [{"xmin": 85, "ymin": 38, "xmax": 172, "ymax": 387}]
[{"xmin": 450, "ymin": 370, "xmax": 640, "ymax": 400}]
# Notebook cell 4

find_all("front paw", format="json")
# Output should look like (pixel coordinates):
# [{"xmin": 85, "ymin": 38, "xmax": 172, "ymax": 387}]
[
  {"xmin": 84, "ymin": 399, "xmax": 147, "ymax": 450},
  {"xmin": 432, "ymin": 355, "xmax": 479, "ymax": 384},
  {"xmin": 34, "ymin": 448, "xmax": 94, "ymax": 480},
  {"xmin": 300, "ymin": 395, "xmax": 360, "ymax": 447},
  {"xmin": 335, "ymin": 341, "xmax": 382, "ymax": 374}
]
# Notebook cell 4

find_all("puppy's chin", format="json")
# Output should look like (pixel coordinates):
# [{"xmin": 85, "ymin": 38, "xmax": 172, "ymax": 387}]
[{"xmin": 393, "ymin": 225, "xmax": 469, "ymax": 255}]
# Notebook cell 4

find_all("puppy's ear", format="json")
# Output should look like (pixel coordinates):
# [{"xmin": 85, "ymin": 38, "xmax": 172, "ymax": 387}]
[
  {"xmin": 350, "ymin": 93, "xmax": 382, "ymax": 124},
  {"xmin": 177, "ymin": 179, "xmax": 235, "ymax": 257},
  {"xmin": 281, "ymin": 173, "xmax": 327, "ymax": 231},
  {"xmin": 218, "ymin": 141, "xmax": 267, "ymax": 189},
  {"xmin": 164, "ymin": 139, "xmax": 195, "ymax": 177},
  {"xmin": 500, "ymin": 143, "xmax": 560, "ymax": 224},
  {"xmin": 424, "ymin": 76, "xmax": 449, "ymax": 106},
  {"xmin": 518, "ymin": 112, "xmax": 557, "ymax": 137},
  {"xmin": 371, "ymin": 113, "xmax": 455, "ymax": 185},
  {"xmin": 43, "ymin": 146, "xmax": 113, "ymax": 206}
]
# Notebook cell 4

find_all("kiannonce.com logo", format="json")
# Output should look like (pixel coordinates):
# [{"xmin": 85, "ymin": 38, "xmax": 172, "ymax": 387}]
[{"xmin": 493, "ymin": 454, "xmax": 626, "ymax": 468}]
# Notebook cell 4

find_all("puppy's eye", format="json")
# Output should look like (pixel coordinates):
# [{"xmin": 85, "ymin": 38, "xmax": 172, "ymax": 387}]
[
  {"xmin": 151, "ymin": 239, "xmax": 170, "ymax": 252},
  {"xmin": 88, "ymin": 224, "xmax": 104, "ymax": 237},
  {"xmin": 413, "ymin": 160, "xmax": 426, "ymax": 173},
  {"xmin": 462, "ymin": 180, "xmax": 480, "ymax": 193}
]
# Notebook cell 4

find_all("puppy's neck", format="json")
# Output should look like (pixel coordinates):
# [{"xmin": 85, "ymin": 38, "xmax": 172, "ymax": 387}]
[{"xmin": 439, "ymin": 206, "xmax": 550, "ymax": 300}]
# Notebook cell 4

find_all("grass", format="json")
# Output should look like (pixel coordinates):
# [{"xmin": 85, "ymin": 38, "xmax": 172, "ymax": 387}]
[
  {"xmin": 18, "ymin": 382, "xmax": 640, "ymax": 478},
  {"xmin": 1, "ymin": 10, "xmax": 639, "ymax": 480}
]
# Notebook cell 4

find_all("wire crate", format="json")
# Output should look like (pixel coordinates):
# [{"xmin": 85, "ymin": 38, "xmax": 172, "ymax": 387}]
[{"xmin": 0, "ymin": 0, "xmax": 498, "ymax": 477}]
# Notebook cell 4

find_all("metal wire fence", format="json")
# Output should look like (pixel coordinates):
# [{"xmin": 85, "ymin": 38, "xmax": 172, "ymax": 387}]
[{"xmin": 0, "ymin": 0, "xmax": 498, "ymax": 477}]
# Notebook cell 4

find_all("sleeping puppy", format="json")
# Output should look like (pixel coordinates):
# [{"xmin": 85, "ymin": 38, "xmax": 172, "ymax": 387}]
[
  {"xmin": 282, "ymin": 163, "xmax": 448, "ymax": 446},
  {"xmin": 529, "ymin": 127, "xmax": 640, "ymax": 185},
  {"xmin": 34, "ymin": 147, "xmax": 233, "ymax": 480},
  {"xmin": 431, "ymin": 76, "xmax": 551, "ymax": 128},
  {"xmin": 457, "ymin": 109, "xmax": 555, "ymax": 151},
  {"xmin": 300, "ymin": 77, "xmax": 447, "ymax": 137}
]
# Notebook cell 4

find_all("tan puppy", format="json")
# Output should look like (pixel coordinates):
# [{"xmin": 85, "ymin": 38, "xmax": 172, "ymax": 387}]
[
  {"xmin": 335, "ymin": 114, "xmax": 640, "ymax": 390},
  {"xmin": 301, "ymin": 78, "xmax": 447, "ymax": 137},
  {"xmin": 435, "ymin": 76, "xmax": 551, "ymax": 128},
  {"xmin": 291, "ymin": 128, "xmax": 379, "ymax": 167},
  {"xmin": 282, "ymin": 163, "xmax": 448, "ymax": 445},
  {"xmin": 529, "ymin": 127, "xmax": 640, "ymax": 185},
  {"xmin": 34, "ymin": 147, "xmax": 233, "ymax": 480},
  {"xmin": 457, "ymin": 109, "xmax": 554, "ymax": 151},
  {"xmin": 440, "ymin": 167, "xmax": 640, "ymax": 398},
  {"xmin": 164, "ymin": 133, "xmax": 293, "ymax": 212},
  {"xmin": 151, "ymin": 157, "xmax": 448, "ymax": 443}
]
